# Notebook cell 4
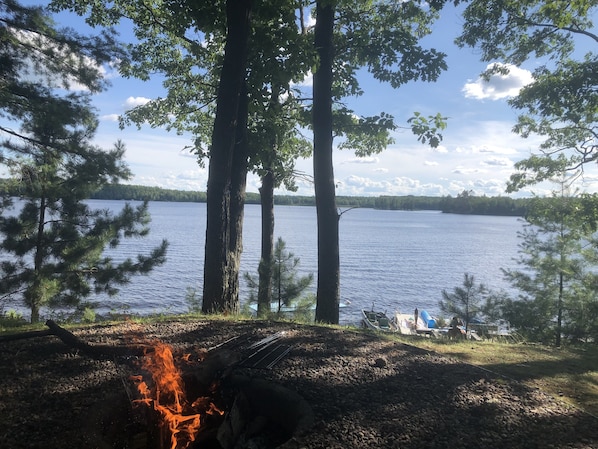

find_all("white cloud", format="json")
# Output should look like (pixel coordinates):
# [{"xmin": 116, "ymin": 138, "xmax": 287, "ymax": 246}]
[
  {"xmin": 453, "ymin": 166, "xmax": 485, "ymax": 175},
  {"xmin": 472, "ymin": 178, "xmax": 510, "ymax": 196},
  {"xmin": 342, "ymin": 156, "xmax": 379, "ymax": 164},
  {"xmin": 299, "ymin": 8, "xmax": 316, "ymax": 29},
  {"xmin": 463, "ymin": 63, "xmax": 533, "ymax": 100},
  {"xmin": 482, "ymin": 156, "xmax": 512, "ymax": 167},
  {"xmin": 101, "ymin": 114, "xmax": 120, "ymax": 122},
  {"xmin": 332, "ymin": 174, "xmax": 451, "ymax": 197},
  {"xmin": 125, "ymin": 96, "xmax": 152, "ymax": 108},
  {"xmin": 448, "ymin": 121, "xmax": 531, "ymax": 157},
  {"xmin": 424, "ymin": 161, "xmax": 439, "ymax": 166},
  {"xmin": 292, "ymin": 70, "xmax": 313, "ymax": 88}
]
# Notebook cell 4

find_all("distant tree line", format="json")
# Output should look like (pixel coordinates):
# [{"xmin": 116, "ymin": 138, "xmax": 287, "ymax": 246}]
[
  {"xmin": 90, "ymin": 185, "xmax": 530, "ymax": 216},
  {"xmin": 91, "ymin": 184, "xmax": 208, "ymax": 203},
  {"xmin": 438, "ymin": 190, "xmax": 530, "ymax": 216},
  {"xmin": 0, "ymin": 180, "xmax": 531, "ymax": 216}
]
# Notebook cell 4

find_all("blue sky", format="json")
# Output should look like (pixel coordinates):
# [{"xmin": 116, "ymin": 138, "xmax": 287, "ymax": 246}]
[{"xmin": 37, "ymin": 3, "xmax": 598, "ymax": 197}]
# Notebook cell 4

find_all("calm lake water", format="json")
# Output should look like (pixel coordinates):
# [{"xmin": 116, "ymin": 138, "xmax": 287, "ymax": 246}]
[{"xmin": 5, "ymin": 200, "xmax": 525, "ymax": 325}]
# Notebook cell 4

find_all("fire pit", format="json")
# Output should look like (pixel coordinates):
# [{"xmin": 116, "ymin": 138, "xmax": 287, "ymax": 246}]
[{"xmin": 40, "ymin": 321, "xmax": 314, "ymax": 449}]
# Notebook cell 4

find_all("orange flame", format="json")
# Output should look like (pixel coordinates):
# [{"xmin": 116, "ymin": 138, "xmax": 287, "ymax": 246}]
[{"xmin": 131, "ymin": 342, "xmax": 223, "ymax": 449}]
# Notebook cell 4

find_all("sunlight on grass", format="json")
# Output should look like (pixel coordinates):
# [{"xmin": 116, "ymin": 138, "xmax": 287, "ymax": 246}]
[{"xmin": 395, "ymin": 335, "xmax": 598, "ymax": 417}]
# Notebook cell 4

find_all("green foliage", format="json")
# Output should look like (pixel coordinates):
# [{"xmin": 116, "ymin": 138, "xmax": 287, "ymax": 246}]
[
  {"xmin": 0, "ymin": 309, "xmax": 27, "ymax": 328},
  {"xmin": 52, "ymin": 0, "xmax": 314, "ymax": 191},
  {"xmin": 81, "ymin": 307, "xmax": 96, "ymax": 323},
  {"xmin": 1, "ymin": 0, "xmax": 123, "ymax": 141},
  {"xmin": 456, "ymin": 0, "xmax": 598, "ymax": 192},
  {"xmin": 325, "ymin": 0, "xmax": 451, "ymax": 156},
  {"xmin": 185, "ymin": 287, "xmax": 202, "ymax": 314},
  {"xmin": 408, "ymin": 112, "xmax": 448, "ymax": 148},
  {"xmin": 336, "ymin": 111, "xmax": 396, "ymax": 156},
  {"xmin": 337, "ymin": 0, "xmax": 447, "ymax": 88},
  {"xmin": 439, "ymin": 273, "xmax": 488, "ymax": 331}
]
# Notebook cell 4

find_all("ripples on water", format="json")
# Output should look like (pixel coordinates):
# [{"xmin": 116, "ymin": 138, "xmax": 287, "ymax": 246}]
[{"xmin": 6, "ymin": 200, "xmax": 524, "ymax": 324}]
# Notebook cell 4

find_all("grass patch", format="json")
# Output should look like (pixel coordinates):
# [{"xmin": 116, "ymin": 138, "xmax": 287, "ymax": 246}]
[{"xmin": 394, "ymin": 335, "xmax": 598, "ymax": 417}]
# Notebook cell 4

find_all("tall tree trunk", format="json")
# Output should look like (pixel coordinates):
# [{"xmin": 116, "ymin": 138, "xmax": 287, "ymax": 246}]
[
  {"xmin": 257, "ymin": 169, "xmax": 275, "ymax": 317},
  {"xmin": 202, "ymin": 0, "xmax": 252, "ymax": 314},
  {"xmin": 313, "ymin": 2, "xmax": 339, "ymax": 324},
  {"xmin": 226, "ymin": 82, "xmax": 249, "ymax": 314}
]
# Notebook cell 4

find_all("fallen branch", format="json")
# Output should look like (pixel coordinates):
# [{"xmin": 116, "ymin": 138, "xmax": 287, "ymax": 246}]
[
  {"xmin": 0, "ymin": 329, "xmax": 52, "ymax": 343},
  {"xmin": 45, "ymin": 319, "xmax": 151, "ymax": 359}
]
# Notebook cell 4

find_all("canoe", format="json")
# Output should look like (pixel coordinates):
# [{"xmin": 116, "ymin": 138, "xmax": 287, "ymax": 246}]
[{"xmin": 362, "ymin": 309, "xmax": 398, "ymax": 332}]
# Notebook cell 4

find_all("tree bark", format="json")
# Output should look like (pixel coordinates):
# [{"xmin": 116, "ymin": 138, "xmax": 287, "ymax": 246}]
[
  {"xmin": 313, "ymin": 2, "xmax": 340, "ymax": 324},
  {"xmin": 225, "ymin": 82, "xmax": 250, "ymax": 314},
  {"xmin": 202, "ymin": 0, "xmax": 252, "ymax": 314},
  {"xmin": 257, "ymin": 169, "xmax": 275, "ymax": 317}
]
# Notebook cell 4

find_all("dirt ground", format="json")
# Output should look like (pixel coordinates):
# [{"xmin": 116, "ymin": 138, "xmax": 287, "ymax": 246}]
[{"xmin": 1, "ymin": 318, "xmax": 597, "ymax": 449}]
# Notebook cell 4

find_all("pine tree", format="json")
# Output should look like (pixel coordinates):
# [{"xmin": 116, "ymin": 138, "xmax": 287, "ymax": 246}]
[
  {"xmin": 502, "ymin": 189, "xmax": 598, "ymax": 346},
  {"xmin": 439, "ymin": 273, "xmax": 488, "ymax": 332},
  {"xmin": 0, "ymin": 1, "xmax": 167, "ymax": 322},
  {"xmin": 245, "ymin": 237, "xmax": 313, "ymax": 317}
]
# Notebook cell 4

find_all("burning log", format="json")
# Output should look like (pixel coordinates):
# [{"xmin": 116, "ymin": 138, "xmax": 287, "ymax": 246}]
[{"xmin": 131, "ymin": 343, "xmax": 224, "ymax": 449}]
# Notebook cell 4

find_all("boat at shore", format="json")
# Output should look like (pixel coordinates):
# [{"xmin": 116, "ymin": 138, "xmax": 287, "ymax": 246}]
[
  {"xmin": 362, "ymin": 309, "xmax": 398, "ymax": 332},
  {"xmin": 394, "ymin": 311, "xmax": 439, "ymax": 337}
]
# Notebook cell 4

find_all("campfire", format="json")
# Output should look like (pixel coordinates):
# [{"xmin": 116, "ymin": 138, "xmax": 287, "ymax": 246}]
[
  {"xmin": 130, "ymin": 342, "xmax": 224, "ymax": 449},
  {"xmin": 41, "ymin": 320, "xmax": 314, "ymax": 449}
]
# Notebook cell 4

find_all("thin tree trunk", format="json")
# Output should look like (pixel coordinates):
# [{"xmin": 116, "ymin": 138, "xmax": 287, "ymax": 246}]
[
  {"xmin": 29, "ymin": 196, "xmax": 46, "ymax": 323},
  {"xmin": 557, "ymin": 271, "xmax": 563, "ymax": 347},
  {"xmin": 258, "ymin": 169, "xmax": 275, "ymax": 317},
  {"xmin": 313, "ymin": 2, "xmax": 339, "ymax": 324},
  {"xmin": 202, "ymin": 0, "xmax": 252, "ymax": 313},
  {"xmin": 557, "ymin": 222, "xmax": 564, "ymax": 347}
]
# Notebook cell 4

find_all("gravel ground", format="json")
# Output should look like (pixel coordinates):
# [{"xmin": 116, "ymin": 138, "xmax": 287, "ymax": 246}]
[{"xmin": 1, "ymin": 318, "xmax": 597, "ymax": 449}]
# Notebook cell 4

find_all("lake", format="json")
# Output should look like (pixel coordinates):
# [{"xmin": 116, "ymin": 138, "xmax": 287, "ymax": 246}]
[{"xmin": 4, "ymin": 200, "xmax": 525, "ymax": 325}]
